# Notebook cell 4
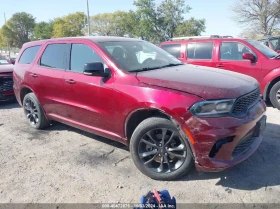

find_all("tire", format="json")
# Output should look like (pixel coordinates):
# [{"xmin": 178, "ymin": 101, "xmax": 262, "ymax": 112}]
[
  {"xmin": 22, "ymin": 93, "xmax": 50, "ymax": 129},
  {"xmin": 269, "ymin": 81, "xmax": 280, "ymax": 110},
  {"xmin": 130, "ymin": 117, "xmax": 193, "ymax": 180}
]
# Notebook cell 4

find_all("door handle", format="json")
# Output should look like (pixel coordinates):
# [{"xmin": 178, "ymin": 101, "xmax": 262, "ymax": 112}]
[
  {"xmin": 65, "ymin": 79, "xmax": 76, "ymax": 84},
  {"xmin": 30, "ymin": 73, "xmax": 38, "ymax": 78},
  {"xmin": 216, "ymin": 63, "xmax": 224, "ymax": 68}
]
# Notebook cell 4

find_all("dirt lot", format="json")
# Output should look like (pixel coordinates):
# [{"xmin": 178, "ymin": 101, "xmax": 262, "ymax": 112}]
[{"xmin": 0, "ymin": 101, "xmax": 279, "ymax": 204}]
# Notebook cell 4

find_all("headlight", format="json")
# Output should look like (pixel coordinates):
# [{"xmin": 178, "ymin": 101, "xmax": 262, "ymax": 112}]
[{"xmin": 190, "ymin": 99, "xmax": 235, "ymax": 117}]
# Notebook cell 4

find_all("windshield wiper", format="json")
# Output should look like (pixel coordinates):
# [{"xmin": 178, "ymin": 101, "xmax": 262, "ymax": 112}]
[{"xmin": 130, "ymin": 63, "xmax": 184, "ymax": 73}]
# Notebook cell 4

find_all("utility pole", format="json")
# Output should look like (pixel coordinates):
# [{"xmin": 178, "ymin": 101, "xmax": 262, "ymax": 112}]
[
  {"xmin": 87, "ymin": 0, "xmax": 91, "ymax": 36},
  {"xmin": 4, "ymin": 13, "xmax": 11, "ymax": 60}
]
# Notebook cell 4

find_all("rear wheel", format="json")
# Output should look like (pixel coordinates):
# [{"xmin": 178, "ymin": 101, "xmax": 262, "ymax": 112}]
[
  {"xmin": 130, "ymin": 117, "xmax": 193, "ymax": 180},
  {"xmin": 269, "ymin": 81, "xmax": 280, "ymax": 110},
  {"xmin": 23, "ymin": 93, "xmax": 50, "ymax": 129}
]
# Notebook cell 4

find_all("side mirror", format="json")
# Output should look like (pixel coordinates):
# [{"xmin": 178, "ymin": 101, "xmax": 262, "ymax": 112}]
[
  {"xmin": 83, "ymin": 62, "xmax": 111, "ymax": 78},
  {"xmin": 242, "ymin": 53, "xmax": 256, "ymax": 62},
  {"xmin": 10, "ymin": 59, "xmax": 15, "ymax": 65}
]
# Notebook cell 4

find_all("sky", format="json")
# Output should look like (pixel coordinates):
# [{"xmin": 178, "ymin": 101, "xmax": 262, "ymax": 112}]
[{"xmin": 0, "ymin": 0, "xmax": 242, "ymax": 37}]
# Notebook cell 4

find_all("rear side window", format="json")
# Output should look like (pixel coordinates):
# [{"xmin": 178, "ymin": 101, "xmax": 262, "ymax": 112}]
[
  {"xmin": 161, "ymin": 44, "xmax": 181, "ymax": 58},
  {"xmin": 40, "ymin": 44, "xmax": 68, "ymax": 69},
  {"xmin": 70, "ymin": 44, "xmax": 103, "ymax": 73},
  {"xmin": 187, "ymin": 42, "xmax": 214, "ymax": 59},
  {"xmin": 19, "ymin": 45, "xmax": 41, "ymax": 64}
]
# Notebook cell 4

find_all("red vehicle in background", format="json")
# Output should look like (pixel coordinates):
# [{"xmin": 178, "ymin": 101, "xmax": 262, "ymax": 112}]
[
  {"xmin": 160, "ymin": 36, "xmax": 280, "ymax": 109},
  {"xmin": 0, "ymin": 54, "xmax": 14, "ymax": 101}
]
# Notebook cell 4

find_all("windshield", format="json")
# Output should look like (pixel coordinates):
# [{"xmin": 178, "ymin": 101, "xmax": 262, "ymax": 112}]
[
  {"xmin": 245, "ymin": 39, "xmax": 278, "ymax": 58},
  {"xmin": 98, "ymin": 40, "xmax": 183, "ymax": 72},
  {"xmin": 0, "ymin": 55, "xmax": 9, "ymax": 65}
]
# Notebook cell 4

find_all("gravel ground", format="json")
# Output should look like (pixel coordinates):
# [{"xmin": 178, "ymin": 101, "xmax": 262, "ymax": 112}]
[{"xmin": 0, "ymin": 100, "xmax": 279, "ymax": 204}]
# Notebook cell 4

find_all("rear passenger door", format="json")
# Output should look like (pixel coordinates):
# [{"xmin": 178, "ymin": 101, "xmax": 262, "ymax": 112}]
[
  {"xmin": 185, "ymin": 42, "xmax": 216, "ymax": 67},
  {"xmin": 31, "ymin": 42, "xmax": 69, "ymax": 118},
  {"xmin": 63, "ymin": 41, "xmax": 116, "ymax": 131}
]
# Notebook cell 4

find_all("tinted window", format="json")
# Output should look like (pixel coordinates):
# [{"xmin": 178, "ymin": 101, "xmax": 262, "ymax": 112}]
[
  {"xmin": 19, "ymin": 45, "xmax": 41, "ymax": 64},
  {"xmin": 0, "ymin": 55, "xmax": 9, "ymax": 65},
  {"xmin": 40, "ymin": 44, "xmax": 68, "ymax": 69},
  {"xmin": 220, "ymin": 42, "xmax": 253, "ymax": 60},
  {"xmin": 161, "ymin": 44, "xmax": 181, "ymax": 58},
  {"xmin": 187, "ymin": 42, "xmax": 213, "ymax": 59},
  {"xmin": 70, "ymin": 44, "xmax": 103, "ymax": 73},
  {"xmin": 269, "ymin": 38, "xmax": 280, "ymax": 50}
]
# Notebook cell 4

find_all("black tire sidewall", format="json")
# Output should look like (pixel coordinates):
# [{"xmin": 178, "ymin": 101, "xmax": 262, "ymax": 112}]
[
  {"xmin": 130, "ymin": 117, "xmax": 193, "ymax": 180},
  {"xmin": 23, "ymin": 93, "xmax": 47, "ymax": 129},
  {"xmin": 269, "ymin": 81, "xmax": 280, "ymax": 110}
]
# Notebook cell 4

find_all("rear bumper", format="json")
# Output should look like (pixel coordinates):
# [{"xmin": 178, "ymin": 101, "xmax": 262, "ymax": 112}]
[{"xmin": 182, "ymin": 100, "xmax": 266, "ymax": 172}]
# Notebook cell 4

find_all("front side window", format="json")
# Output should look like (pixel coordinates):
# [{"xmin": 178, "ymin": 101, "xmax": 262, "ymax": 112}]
[
  {"xmin": 40, "ymin": 44, "xmax": 68, "ymax": 69},
  {"xmin": 269, "ymin": 38, "xmax": 280, "ymax": 50},
  {"xmin": 161, "ymin": 44, "xmax": 181, "ymax": 58},
  {"xmin": 245, "ymin": 39, "xmax": 278, "ymax": 58},
  {"xmin": 70, "ymin": 44, "xmax": 103, "ymax": 73},
  {"xmin": 220, "ymin": 42, "xmax": 253, "ymax": 60},
  {"xmin": 98, "ymin": 41, "xmax": 182, "ymax": 72},
  {"xmin": 187, "ymin": 42, "xmax": 214, "ymax": 60},
  {"xmin": 19, "ymin": 45, "xmax": 41, "ymax": 64}
]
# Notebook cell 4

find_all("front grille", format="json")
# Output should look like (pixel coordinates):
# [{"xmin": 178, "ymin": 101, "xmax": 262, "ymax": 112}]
[
  {"xmin": 0, "ymin": 77, "xmax": 13, "ymax": 93},
  {"xmin": 232, "ymin": 133, "xmax": 255, "ymax": 157},
  {"xmin": 232, "ymin": 88, "xmax": 260, "ymax": 116}
]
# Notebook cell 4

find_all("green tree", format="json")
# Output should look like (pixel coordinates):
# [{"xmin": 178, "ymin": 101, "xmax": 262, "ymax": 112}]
[
  {"xmin": 33, "ymin": 21, "xmax": 54, "ymax": 40},
  {"xmin": 89, "ymin": 11, "xmax": 135, "ymax": 37},
  {"xmin": 133, "ymin": 0, "xmax": 194, "ymax": 43},
  {"xmin": 53, "ymin": 12, "xmax": 86, "ymax": 38},
  {"xmin": 174, "ymin": 18, "xmax": 206, "ymax": 37},
  {"xmin": 1, "ymin": 12, "xmax": 35, "ymax": 48}
]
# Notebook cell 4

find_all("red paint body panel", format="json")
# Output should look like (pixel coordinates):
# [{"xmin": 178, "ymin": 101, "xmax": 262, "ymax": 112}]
[
  {"xmin": 160, "ymin": 38, "xmax": 280, "ymax": 100},
  {"xmin": 13, "ymin": 37, "xmax": 266, "ymax": 172}
]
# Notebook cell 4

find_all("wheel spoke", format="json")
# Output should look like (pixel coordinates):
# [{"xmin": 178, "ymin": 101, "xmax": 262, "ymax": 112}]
[
  {"xmin": 164, "ymin": 132, "xmax": 175, "ymax": 146},
  {"xmin": 146, "ymin": 131, "xmax": 158, "ymax": 144},
  {"xmin": 140, "ymin": 150, "xmax": 157, "ymax": 158},
  {"xmin": 140, "ymin": 138, "xmax": 157, "ymax": 147},
  {"xmin": 167, "ymin": 144, "xmax": 186, "ymax": 152},
  {"xmin": 167, "ymin": 150, "xmax": 186, "ymax": 159},
  {"xmin": 143, "ymin": 154, "xmax": 158, "ymax": 165},
  {"xmin": 161, "ymin": 128, "xmax": 167, "ymax": 145},
  {"xmin": 164, "ymin": 155, "xmax": 171, "ymax": 171},
  {"xmin": 157, "ymin": 156, "xmax": 164, "ymax": 173}
]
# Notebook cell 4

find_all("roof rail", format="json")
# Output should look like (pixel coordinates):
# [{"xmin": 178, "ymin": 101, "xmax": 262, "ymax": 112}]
[
  {"xmin": 169, "ymin": 35, "xmax": 221, "ymax": 41},
  {"xmin": 169, "ymin": 35, "xmax": 233, "ymax": 41}
]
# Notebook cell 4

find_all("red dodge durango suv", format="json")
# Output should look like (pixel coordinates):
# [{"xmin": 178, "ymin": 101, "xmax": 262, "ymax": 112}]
[
  {"xmin": 160, "ymin": 37, "xmax": 280, "ymax": 110},
  {"xmin": 13, "ymin": 36, "xmax": 266, "ymax": 180}
]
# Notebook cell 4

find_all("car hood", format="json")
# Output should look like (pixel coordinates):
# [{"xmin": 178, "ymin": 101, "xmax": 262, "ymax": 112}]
[
  {"xmin": 136, "ymin": 64, "xmax": 259, "ymax": 100},
  {"xmin": 0, "ymin": 64, "xmax": 13, "ymax": 74}
]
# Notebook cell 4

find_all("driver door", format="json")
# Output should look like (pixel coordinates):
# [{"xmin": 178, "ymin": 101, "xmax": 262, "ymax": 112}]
[
  {"xmin": 63, "ymin": 40, "xmax": 116, "ymax": 131},
  {"xmin": 215, "ymin": 41, "xmax": 262, "ymax": 82}
]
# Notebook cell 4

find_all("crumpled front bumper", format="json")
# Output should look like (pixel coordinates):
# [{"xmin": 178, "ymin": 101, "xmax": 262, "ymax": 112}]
[{"xmin": 181, "ymin": 100, "xmax": 266, "ymax": 172}]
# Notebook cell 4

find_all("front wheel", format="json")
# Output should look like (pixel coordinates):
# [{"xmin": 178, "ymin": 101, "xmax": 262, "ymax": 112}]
[
  {"xmin": 130, "ymin": 117, "xmax": 193, "ymax": 180},
  {"xmin": 269, "ymin": 81, "xmax": 280, "ymax": 110},
  {"xmin": 23, "ymin": 93, "xmax": 50, "ymax": 129}
]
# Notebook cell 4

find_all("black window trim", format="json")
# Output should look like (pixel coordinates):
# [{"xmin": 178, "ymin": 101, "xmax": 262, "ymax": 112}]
[
  {"xmin": 186, "ymin": 42, "xmax": 214, "ymax": 60},
  {"xmin": 219, "ymin": 41, "xmax": 258, "ymax": 62},
  {"xmin": 38, "ymin": 43, "xmax": 70, "ymax": 71},
  {"xmin": 18, "ymin": 45, "xmax": 42, "ymax": 65}
]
